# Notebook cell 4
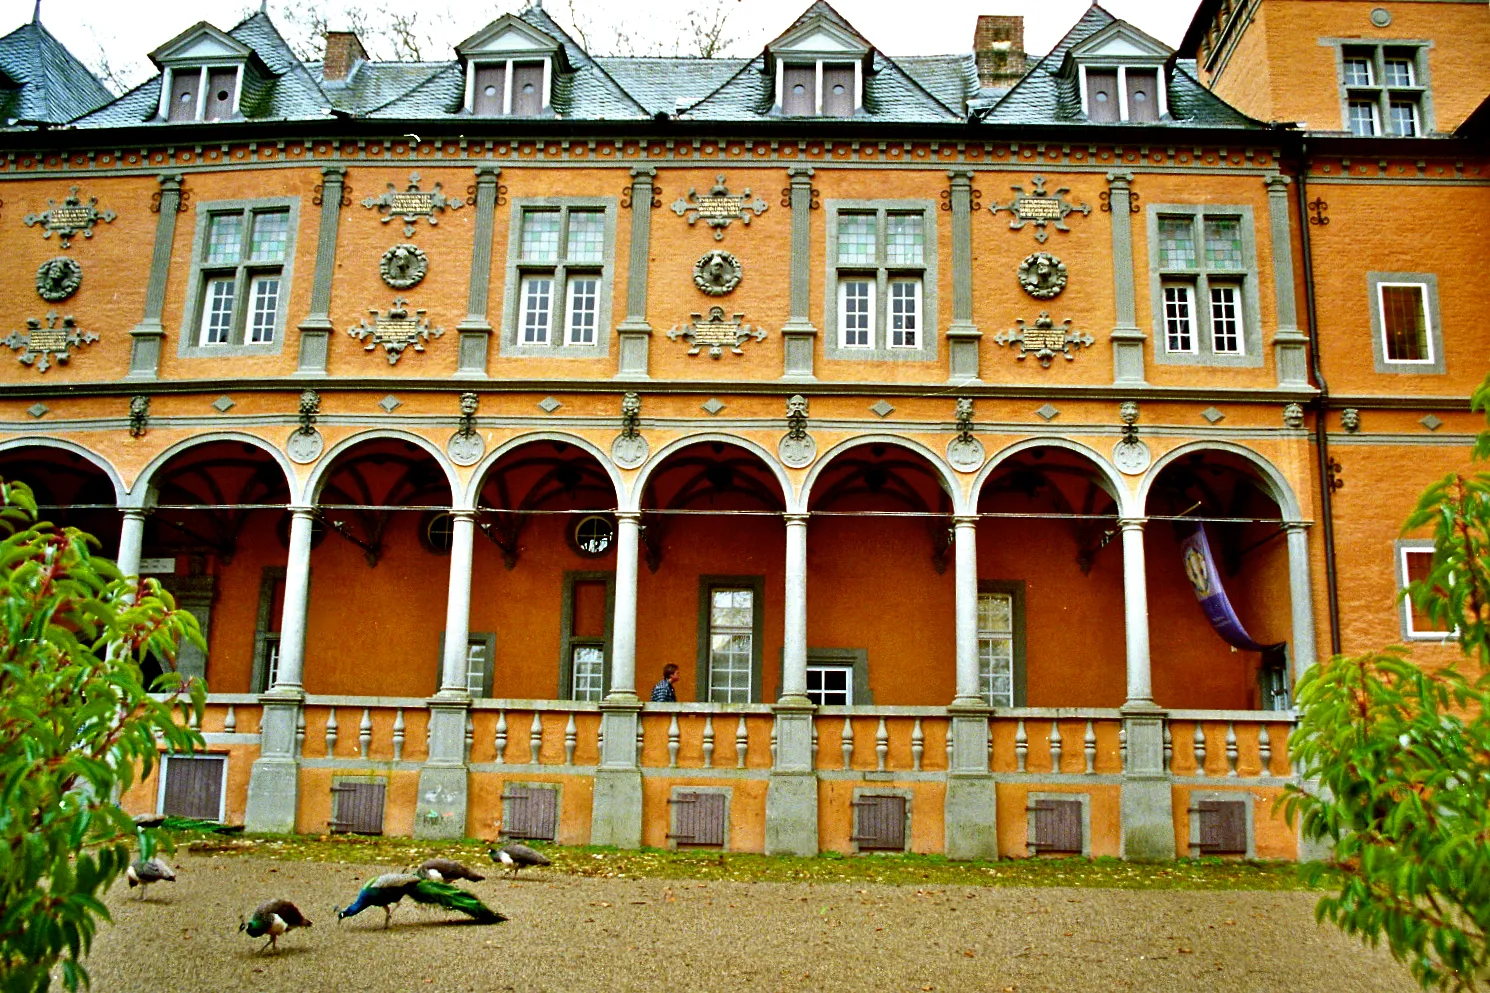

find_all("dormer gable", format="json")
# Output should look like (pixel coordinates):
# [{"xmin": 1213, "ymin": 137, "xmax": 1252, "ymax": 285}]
[
  {"xmin": 456, "ymin": 14, "xmax": 567, "ymax": 116},
  {"xmin": 149, "ymin": 22, "xmax": 269, "ymax": 122},
  {"xmin": 1061, "ymin": 19, "xmax": 1172, "ymax": 123},
  {"xmin": 765, "ymin": 3, "xmax": 874, "ymax": 117}
]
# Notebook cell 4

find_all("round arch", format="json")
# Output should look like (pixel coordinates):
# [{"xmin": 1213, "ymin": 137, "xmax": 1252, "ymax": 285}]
[
  {"xmin": 800, "ymin": 435, "xmax": 966, "ymax": 517},
  {"xmin": 132, "ymin": 432, "xmax": 298, "ymax": 509},
  {"xmin": 462, "ymin": 431, "xmax": 625, "ymax": 510},
  {"xmin": 971, "ymin": 437, "xmax": 1134, "ymax": 518},
  {"xmin": 304, "ymin": 429, "xmax": 460, "ymax": 507},
  {"xmin": 629, "ymin": 433, "xmax": 792, "ymax": 514},
  {"xmin": 0, "ymin": 437, "xmax": 127, "ymax": 505},
  {"xmin": 1137, "ymin": 441, "xmax": 1302, "ymax": 523}
]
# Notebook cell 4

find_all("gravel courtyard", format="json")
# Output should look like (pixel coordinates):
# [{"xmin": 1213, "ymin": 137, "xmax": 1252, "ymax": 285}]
[{"xmin": 88, "ymin": 852, "xmax": 1418, "ymax": 993}]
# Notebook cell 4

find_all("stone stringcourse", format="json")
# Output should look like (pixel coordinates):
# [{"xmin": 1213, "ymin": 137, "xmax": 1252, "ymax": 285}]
[
  {"xmin": 671, "ymin": 174, "xmax": 769, "ymax": 240},
  {"xmin": 35, "ymin": 257, "xmax": 82, "ymax": 302},
  {"xmin": 3, "ymin": 312, "xmax": 97, "ymax": 372},
  {"xmin": 23, "ymin": 186, "xmax": 115, "ymax": 248},
  {"xmin": 993, "ymin": 312, "xmax": 1094, "ymax": 366},
  {"xmin": 347, "ymin": 297, "xmax": 446, "ymax": 364},
  {"xmin": 667, "ymin": 306, "xmax": 766, "ymax": 359},
  {"xmin": 361, "ymin": 172, "xmax": 463, "ymax": 237}
]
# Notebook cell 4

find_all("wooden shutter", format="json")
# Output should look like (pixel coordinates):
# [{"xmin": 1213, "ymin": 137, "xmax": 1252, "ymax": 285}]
[
  {"xmin": 205, "ymin": 68, "xmax": 237, "ymax": 120},
  {"xmin": 511, "ymin": 61, "xmax": 545, "ymax": 115},
  {"xmin": 851, "ymin": 795, "xmax": 906, "ymax": 850},
  {"xmin": 668, "ymin": 791, "xmax": 727, "ymax": 846},
  {"xmin": 821, "ymin": 63, "xmax": 855, "ymax": 117},
  {"xmin": 330, "ymin": 782, "xmax": 386, "ymax": 835},
  {"xmin": 1125, "ymin": 68, "xmax": 1159, "ymax": 122},
  {"xmin": 1086, "ymin": 69, "xmax": 1119, "ymax": 122},
  {"xmin": 502, "ymin": 784, "xmax": 558, "ymax": 840},
  {"xmin": 782, "ymin": 65, "xmax": 815, "ymax": 115},
  {"xmin": 1029, "ymin": 799, "xmax": 1083, "ymax": 853},
  {"xmin": 1196, "ymin": 799, "xmax": 1247, "ymax": 854},
  {"xmin": 167, "ymin": 69, "xmax": 200, "ymax": 121},
  {"xmin": 473, "ymin": 63, "xmax": 506, "ymax": 115},
  {"xmin": 161, "ymin": 755, "xmax": 225, "ymax": 821}
]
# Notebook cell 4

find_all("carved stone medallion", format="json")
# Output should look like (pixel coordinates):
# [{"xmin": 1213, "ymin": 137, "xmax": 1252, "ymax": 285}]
[
  {"xmin": 379, "ymin": 243, "xmax": 428, "ymax": 289},
  {"xmin": 1017, "ymin": 252, "xmax": 1066, "ymax": 300},
  {"xmin": 1112, "ymin": 438, "xmax": 1152, "ymax": 476},
  {"xmin": 447, "ymin": 431, "xmax": 485, "ymax": 467},
  {"xmin": 36, "ymin": 257, "xmax": 82, "ymax": 302},
  {"xmin": 286, "ymin": 428, "xmax": 324, "ymax": 464},
  {"xmin": 693, "ymin": 249, "xmax": 742, "ymax": 296},
  {"xmin": 611, "ymin": 434, "xmax": 649, "ymax": 469},
  {"xmin": 946, "ymin": 398, "xmax": 985, "ymax": 472}
]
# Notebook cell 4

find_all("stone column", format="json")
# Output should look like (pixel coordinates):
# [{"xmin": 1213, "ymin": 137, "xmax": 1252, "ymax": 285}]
[
  {"xmin": 455, "ymin": 165, "xmax": 500, "ymax": 377},
  {"xmin": 767, "ymin": 512, "xmax": 818, "ymax": 854},
  {"xmin": 780, "ymin": 514, "xmax": 809, "ymax": 702},
  {"xmin": 437, "ymin": 511, "xmax": 477, "ymax": 694},
  {"xmin": 1266, "ymin": 174, "xmax": 1310, "ymax": 388},
  {"xmin": 945, "ymin": 516, "xmax": 996, "ymax": 858},
  {"xmin": 127, "ymin": 173, "xmax": 183, "ymax": 379},
  {"xmin": 781, "ymin": 166, "xmax": 817, "ymax": 381},
  {"xmin": 1116, "ymin": 517, "xmax": 1174, "ymax": 859},
  {"xmin": 245, "ymin": 506, "xmax": 314, "ymax": 833},
  {"xmin": 418, "ymin": 507, "xmax": 477, "ymax": 840},
  {"xmin": 616, "ymin": 167, "xmax": 656, "ymax": 380},
  {"xmin": 593, "ymin": 511, "xmax": 643, "ymax": 847},
  {"xmin": 1120, "ymin": 519, "xmax": 1155, "ymax": 707},
  {"xmin": 116, "ymin": 509, "xmax": 148, "ymax": 590},
  {"xmin": 1105, "ymin": 171, "xmax": 1146, "ymax": 386},
  {"xmin": 952, "ymin": 515, "xmax": 981, "ymax": 706},
  {"xmin": 1285, "ymin": 523, "xmax": 1317, "ymax": 679},
  {"xmin": 945, "ymin": 171, "xmax": 982, "ymax": 383},
  {"xmin": 295, "ymin": 165, "xmax": 345, "ymax": 375}
]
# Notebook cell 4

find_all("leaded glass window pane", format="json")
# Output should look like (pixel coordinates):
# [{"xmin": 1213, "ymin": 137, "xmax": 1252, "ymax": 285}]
[
  {"xmin": 249, "ymin": 210, "xmax": 289, "ymax": 261},
  {"xmin": 1380, "ymin": 284, "xmax": 1429, "ymax": 362},
  {"xmin": 708, "ymin": 588, "xmax": 753, "ymax": 704},
  {"xmin": 567, "ymin": 211, "xmax": 605, "ymax": 263},
  {"xmin": 1203, "ymin": 218, "xmax": 1243, "ymax": 269},
  {"xmin": 206, "ymin": 214, "xmax": 243, "ymax": 264},
  {"xmin": 247, "ymin": 274, "xmax": 279, "ymax": 343},
  {"xmin": 201, "ymin": 276, "xmax": 235, "ymax": 344},
  {"xmin": 837, "ymin": 213, "xmax": 876, "ymax": 264},
  {"xmin": 572, "ymin": 645, "xmax": 605, "ymax": 701},
  {"xmin": 977, "ymin": 592, "xmax": 1014, "ymax": 707},
  {"xmin": 521, "ymin": 210, "xmax": 561, "ymax": 261},
  {"xmin": 1158, "ymin": 217, "xmax": 1195, "ymax": 269},
  {"xmin": 885, "ymin": 214, "xmax": 923, "ymax": 265}
]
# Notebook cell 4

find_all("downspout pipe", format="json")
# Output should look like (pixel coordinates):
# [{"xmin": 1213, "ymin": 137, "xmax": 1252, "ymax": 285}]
[{"xmin": 1295, "ymin": 138, "xmax": 1343, "ymax": 657}]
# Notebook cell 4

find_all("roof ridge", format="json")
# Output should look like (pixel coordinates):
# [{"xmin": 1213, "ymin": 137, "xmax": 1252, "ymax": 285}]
[{"xmin": 233, "ymin": 10, "xmax": 335, "ymax": 112}]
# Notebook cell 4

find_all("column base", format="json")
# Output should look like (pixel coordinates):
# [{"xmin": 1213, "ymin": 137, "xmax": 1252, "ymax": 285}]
[
  {"xmin": 414, "ymin": 764, "xmax": 469, "ymax": 840},
  {"xmin": 244, "ymin": 758, "xmax": 300, "ymax": 834},
  {"xmin": 765, "ymin": 772, "xmax": 818, "ymax": 856},
  {"xmin": 944, "ymin": 774, "xmax": 999, "ymax": 860},
  {"xmin": 1119, "ymin": 709, "xmax": 1175, "ymax": 860},
  {"xmin": 591, "ymin": 768, "xmax": 645, "ymax": 848}
]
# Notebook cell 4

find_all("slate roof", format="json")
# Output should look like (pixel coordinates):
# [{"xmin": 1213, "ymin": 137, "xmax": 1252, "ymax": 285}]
[
  {"xmin": 0, "ymin": 16, "xmax": 111, "ymax": 126},
  {"xmin": 982, "ymin": 4, "xmax": 1263, "ymax": 130}
]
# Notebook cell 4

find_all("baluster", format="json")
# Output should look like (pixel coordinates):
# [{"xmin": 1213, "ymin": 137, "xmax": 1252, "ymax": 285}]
[
  {"xmin": 295, "ymin": 707, "xmax": 306, "ymax": 757},
  {"xmin": 1015, "ymin": 718, "xmax": 1028, "ymax": 773},
  {"xmin": 465, "ymin": 711, "xmax": 475, "ymax": 763},
  {"xmin": 1048, "ymin": 720, "xmax": 1063, "ymax": 773},
  {"xmin": 325, "ymin": 708, "xmax": 338, "ymax": 756},
  {"xmin": 840, "ymin": 717, "xmax": 855, "ymax": 771},
  {"xmin": 987, "ymin": 720, "xmax": 994, "ymax": 771},
  {"xmin": 564, "ymin": 713, "xmax": 578, "ymax": 766},
  {"xmin": 875, "ymin": 717, "xmax": 889, "ymax": 772},
  {"xmin": 1084, "ymin": 720, "xmax": 1097, "ymax": 774},
  {"xmin": 946, "ymin": 726, "xmax": 953, "ymax": 768},
  {"xmin": 1162, "ymin": 721, "xmax": 1172, "ymax": 774},
  {"xmin": 392, "ymin": 708, "xmax": 406, "ymax": 762},
  {"xmin": 1193, "ymin": 722, "xmax": 1208, "ymax": 777},
  {"xmin": 636, "ymin": 719, "xmax": 644, "ymax": 764},
  {"xmin": 493, "ymin": 710, "xmax": 507, "ymax": 764},
  {"xmin": 1258, "ymin": 724, "xmax": 1273, "ymax": 778},
  {"xmin": 189, "ymin": 706, "xmax": 201, "ymax": 730},
  {"xmin": 667, "ymin": 714, "xmax": 681, "ymax": 768},
  {"xmin": 358, "ymin": 708, "xmax": 372, "ymax": 760},
  {"xmin": 911, "ymin": 718, "xmax": 924, "ymax": 772},
  {"xmin": 1118, "ymin": 725, "xmax": 1127, "ymax": 772},
  {"xmin": 702, "ymin": 714, "xmax": 715, "ymax": 768},
  {"xmin": 736, "ymin": 715, "xmax": 749, "ymax": 769},
  {"xmin": 530, "ymin": 712, "xmax": 543, "ymax": 765},
  {"xmin": 1225, "ymin": 721, "xmax": 1238, "ymax": 777},
  {"xmin": 224, "ymin": 705, "xmax": 237, "ymax": 734},
  {"xmin": 811, "ymin": 721, "xmax": 819, "ymax": 767},
  {"xmin": 770, "ymin": 724, "xmax": 778, "ymax": 766}
]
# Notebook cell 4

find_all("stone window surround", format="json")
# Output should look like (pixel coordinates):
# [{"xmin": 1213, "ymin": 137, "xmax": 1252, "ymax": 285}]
[
  {"xmin": 1025, "ymin": 790, "xmax": 1091, "ymax": 857},
  {"xmin": 776, "ymin": 646, "xmax": 873, "ymax": 706},
  {"xmin": 1320, "ymin": 38, "xmax": 1435, "ymax": 136},
  {"xmin": 666, "ymin": 785, "xmax": 733, "ymax": 851},
  {"xmin": 559, "ymin": 570, "xmax": 615, "ymax": 701},
  {"xmin": 823, "ymin": 199, "xmax": 939, "ymax": 362},
  {"xmin": 498, "ymin": 197, "xmax": 618, "ymax": 359},
  {"xmin": 978, "ymin": 578, "xmax": 1027, "ymax": 707},
  {"xmin": 1144, "ymin": 202, "xmax": 1263, "ymax": 368},
  {"xmin": 155, "ymin": 752, "xmax": 229, "ymax": 822},
  {"xmin": 464, "ymin": 56, "xmax": 553, "ymax": 116},
  {"xmin": 1394, "ymin": 539, "xmax": 1455, "ymax": 642},
  {"xmin": 178, "ymin": 196, "xmax": 299, "ymax": 359},
  {"xmin": 329, "ymin": 775, "xmax": 387, "ymax": 835},
  {"xmin": 1186, "ymin": 790, "xmax": 1256, "ymax": 859},
  {"xmin": 850, "ymin": 787, "xmax": 912, "ymax": 854},
  {"xmin": 695, "ymin": 575, "xmax": 766, "ymax": 705},
  {"xmin": 438, "ymin": 630, "xmax": 498, "ymax": 698},
  {"xmin": 1367, "ymin": 272, "xmax": 1444, "ymax": 374}
]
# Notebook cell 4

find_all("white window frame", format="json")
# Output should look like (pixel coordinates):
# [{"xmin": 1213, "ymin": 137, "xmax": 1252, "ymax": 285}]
[
  {"xmin": 1348, "ymin": 99, "xmax": 1381, "ymax": 136},
  {"xmin": 501, "ymin": 198, "xmax": 616, "ymax": 357},
  {"xmin": 571, "ymin": 644, "xmax": 606, "ymax": 701},
  {"xmin": 155, "ymin": 753, "xmax": 229, "ymax": 823},
  {"xmin": 520, "ymin": 273, "xmax": 555, "ymax": 345},
  {"xmin": 1396, "ymin": 541, "xmax": 1456, "ymax": 641},
  {"xmin": 1078, "ymin": 63, "xmax": 1170, "ymax": 122},
  {"xmin": 707, "ymin": 587, "xmax": 755, "ymax": 705},
  {"xmin": 976, "ymin": 583, "xmax": 1023, "ymax": 708},
  {"xmin": 565, "ymin": 274, "xmax": 600, "ymax": 345},
  {"xmin": 1375, "ymin": 281, "xmax": 1434, "ymax": 365},
  {"xmin": 1208, "ymin": 283, "xmax": 1243, "ymax": 355},
  {"xmin": 1388, "ymin": 100, "xmax": 1420, "ymax": 137},
  {"xmin": 838, "ymin": 278, "xmax": 874, "ymax": 348},
  {"xmin": 887, "ymin": 277, "xmax": 921, "ymax": 349},
  {"xmin": 1162, "ymin": 283, "xmax": 1197, "ymax": 353},
  {"xmin": 806, "ymin": 664, "xmax": 854, "ymax": 706}
]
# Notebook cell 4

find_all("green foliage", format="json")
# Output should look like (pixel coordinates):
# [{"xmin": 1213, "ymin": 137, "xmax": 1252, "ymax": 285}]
[
  {"xmin": 0, "ymin": 480, "xmax": 205, "ymax": 993},
  {"xmin": 1284, "ymin": 374, "xmax": 1490, "ymax": 992}
]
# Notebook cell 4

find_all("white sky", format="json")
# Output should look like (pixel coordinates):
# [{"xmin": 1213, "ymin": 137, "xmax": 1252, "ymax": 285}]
[{"xmin": 4, "ymin": 0, "xmax": 1204, "ymax": 90}]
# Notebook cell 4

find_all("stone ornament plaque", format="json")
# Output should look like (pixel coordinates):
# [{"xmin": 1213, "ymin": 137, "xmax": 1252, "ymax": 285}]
[
  {"xmin": 611, "ymin": 433, "xmax": 648, "ymax": 469},
  {"xmin": 1113, "ymin": 438, "xmax": 1152, "ymax": 475},
  {"xmin": 693, "ymin": 249, "xmax": 742, "ymax": 296},
  {"xmin": 25, "ymin": 187, "xmax": 116, "ymax": 249},
  {"xmin": 447, "ymin": 431, "xmax": 485, "ymax": 466},
  {"xmin": 347, "ymin": 297, "xmax": 445, "ymax": 364},
  {"xmin": 1017, "ymin": 252, "xmax": 1067, "ymax": 300},
  {"xmin": 947, "ymin": 398, "xmax": 985, "ymax": 472},
  {"xmin": 668, "ymin": 306, "xmax": 766, "ymax": 359},
  {"xmin": 993, "ymin": 312, "xmax": 1094, "ymax": 367},
  {"xmin": 3, "ymin": 312, "xmax": 97, "ymax": 372},
  {"xmin": 778, "ymin": 394, "xmax": 816, "ymax": 469},
  {"xmin": 989, "ymin": 175, "xmax": 1091, "ymax": 243},
  {"xmin": 672, "ymin": 175, "xmax": 769, "ymax": 240},
  {"xmin": 286, "ymin": 428, "xmax": 324, "ymax": 464},
  {"xmin": 36, "ymin": 257, "xmax": 82, "ymax": 302},
  {"xmin": 361, "ymin": 172, "xmax": 463, "ymax": 237},
  {"xmin": 379, "ymin": 243, "xmax": 428, "ymax": 289}
]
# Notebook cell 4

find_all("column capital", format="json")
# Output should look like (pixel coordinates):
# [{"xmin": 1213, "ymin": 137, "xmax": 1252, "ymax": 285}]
[
  {"xmin": 1105, "ymin": 170, "xmax": 1135, "ymax": 189},
  {"xmin": 472, "ymin": 163, "xmax": 502, "ymax": 180},
  {"xmin": 628, "ymin": 165, "xmax": 657, "ymax": 181},
  {"xmin": 288, "ymin": 505, "xmax": 317, "ymax": 520},
  {"xmin": 1118, "ymin": 517, "xmax": 1147, "ymax": 532},
  {"xmin": 155, "ymin": 171, "xmax": 184, "ymax": 190},
  {"xmin": 1264, "ymin": 171, "xmax": 1292, "ymax": 192},
  {"xmin": 448, "ymin": 509, "xmax": 478, "ymax": 523},
  {"xmin": 1284, "ymin": 520, "xmax": 1310, "ymax": 535},
  {"xmin": 952, "ymin": 514, "xmax": 979, "ymax": 529},
  {"xmin": 319, "ymin": 164, "xmax": 347, "ymax": 180},
  {"xmin": 782, "ymin": 512, "xmax": 809, "ymax": 527},
  {"xmin": 787, "ymin": 164, "xmax": 815, "ymax": 181},
  {"xmin": 947, "ymin": 168, "xmax": 974, "ymax": 185}
]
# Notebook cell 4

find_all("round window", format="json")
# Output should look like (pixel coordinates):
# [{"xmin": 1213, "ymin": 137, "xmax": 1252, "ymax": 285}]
[
  {"xmin": 420, "ymin": 511, "xmax": 455, "ymax": 554},
  {"xmin": 832, "ymin": 84, "xmax": 845, "ymax": 94},
  {"xmin": 1095, "ymin": 91, "xmax": 1108, "ymax": 103},
  {"xmin": 1133, "ymin": 90, "xmax": 1147, "ymax": 102},
  {"xmin": 216, "ymin": 89, "xmax": 230, "ymax": 101},
  {"xmin": 179, "ymin": 92, "xmax": 193, "ymax": 103},
  {"xmin": 484, "ymin": 85, "xmax": 498, "ymax": 97},
  {"xmin": 572, "ymin": 515, "xmax": 615, "ymax": 556},
  {"xmin": 793, "ymin": 83, "xmax": 806, "ymax": 94},
  {"xmin": 522, "ymin": 82, "xmax": 535, "ymax": 93}
]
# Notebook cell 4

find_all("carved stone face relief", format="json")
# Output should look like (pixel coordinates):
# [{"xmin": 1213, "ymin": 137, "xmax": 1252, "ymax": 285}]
[
  {"xmin": 379, "ymin": 243, "xmax": 428, "ymax": 289},
  {"xmin": 36, "ymin": 257, "xmax": 82, "ymax": 302},
  {"xmin": 1017, "ymin": 252, "xmax": 1067, "ymax": 300},
  {"xmin": 693, "ymin": 249, "xmax": 742, "ymax": 296}
]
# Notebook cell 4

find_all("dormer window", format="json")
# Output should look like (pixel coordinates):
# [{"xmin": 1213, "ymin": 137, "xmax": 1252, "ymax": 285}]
[
  {"xmin": 469, "ymin": 58, "xmax": 550, "ymax": 116},
  {"xmin": 148, "ymin": 21, "xmax": 259, "ymax": 123},
  {"xmin": 1065, "ymin": 19, "xmax": 1173, "ymax": 124},
  {"xmin": 164, "ymin": 66, "xmax": 241, "ymax": 121},
  {"xmin": 779, "ymin": 60, "xmax": 860, "ymax": 116}
]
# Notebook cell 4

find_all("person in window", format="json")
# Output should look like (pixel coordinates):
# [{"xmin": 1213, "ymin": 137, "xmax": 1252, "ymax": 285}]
[{"xmin": 650, "ymin": 663, "xmax": 680, "ymax": 702}]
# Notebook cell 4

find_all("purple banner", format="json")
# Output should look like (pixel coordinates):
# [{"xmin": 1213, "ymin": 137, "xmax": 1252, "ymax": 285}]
[{"xmin": 1179, "ymin": 523, "xmax": 1281, "ymax": 653}]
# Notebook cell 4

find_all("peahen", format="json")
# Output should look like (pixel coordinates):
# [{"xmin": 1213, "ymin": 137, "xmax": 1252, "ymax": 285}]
[
  {"xmin": 239, "ymin": 900, "xmax": 313, "ymax": 953},
  {"xmin": 489, "ymin": 842, "xmax": 551, "ymax": 878},
  {"xmin": 126, "ymin": 857, "xmax": 176, "ymax": 900},
  {"xmin": 415, "ymin": 857, "xmax": 485, "ymax": 883},
  {"xmin": 335, "ymin": 873, "xmax": 507, "ymax": 928}
]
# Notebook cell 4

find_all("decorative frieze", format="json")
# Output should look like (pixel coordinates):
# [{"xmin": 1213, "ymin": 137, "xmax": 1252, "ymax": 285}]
[
  {"xmin": 993, "ymin": 312, "xmax": 1094, "ymax": 367},
  {"xmin": 361, "ymin": 172, "xmax": 463, "ymax": 237},
  {"xmin": 347, "ymin": 298, "xmax": 445, "ymax": 364},
  {"xmin": 24, "ymin": 186, "xmax": 115, "ymax": 248},
  {"xmin": 671, "ymin": 175, "xmax": 769, "ymax": 240},
  {"xmin": 35, "ymin": 258, "xmax": 81, "ymax": 302},
  {"xmin": 3, "ymin": 312, "xmax": 97, "ymax": 372}
]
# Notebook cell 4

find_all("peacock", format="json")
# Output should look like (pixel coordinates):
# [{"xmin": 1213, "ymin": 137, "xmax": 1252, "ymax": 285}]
[
  {"xmin": 133, "ymin": 813, "xmax": 245, "ymax": 834},
  {"xmin": 126, "ymin": 857, "xmax": 176, "ymax": 900},
  {"xmin": 335, "ymin": 873, "xmax": 507, "ymax": 928},
  {"xmin": 489, "ymin": 842, "xmax": 551, "ymax": 878},
  {"xmin": 239, "ymin": 900, "xmax": 313, "ymax": 953},
  {"xmin": 414, "ymin": 857, "xmax": 485, "ymax": 883}
]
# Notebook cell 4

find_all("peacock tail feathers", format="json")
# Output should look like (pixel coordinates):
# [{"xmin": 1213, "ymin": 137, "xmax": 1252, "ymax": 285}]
[
  {"xmin": 158, "ymin": 816, "xmax": 245, "ymax": 835},
  {"xmin": 408, "ymin": 880, "xmax": 508, "ymax": 924}
]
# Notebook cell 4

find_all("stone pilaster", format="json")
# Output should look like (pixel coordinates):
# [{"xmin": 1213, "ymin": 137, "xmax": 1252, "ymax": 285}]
[
  {"xmin": 295, "ymin": 166, "xmax": 346, "ymax": 375},
  {"xmin": 455, "ymin": 165, "xmax": 501, "ymax": 378},
  {"xmin": 244, "ymin": 695, "xmax": 303, "ymax": 834},
  {"xmin": 765, "ymin": 700, "xmax": 818, "ymax": 855},
  {"xmin": 781, "ymin": 166, "xmax": 817, "ymax": 381},
  {"xmin": 616, "ymin": 167, "xmax": 656, "ymax": 380},
  {"xmin": 945, "ymin": 171, "xmax": 982, "ymax": 382},
  {"xmin": 1105, "ymin": 171, "xmax": 1146, "ymax": 386},
  {"xmin": 1119, "ymin": 704, "xmax": 1175, "ymax": 860},
  {"xmin": 127, "ymin": 173, "xmax": 183, "ymax": 379},
  {"xmin": 414, "ymin": 699, "xmax": 470, "ymax": 840},
  {"xmin": 591, "ymin": 698, "xmax": 644, "ymax": 847},
  {"xmin": 944, "ymin": 702, "xmax": 998, "ymax": 860},
  {"xmin": 1265, "ymin": 174, "xmax": 1310, "ymax": 388}
]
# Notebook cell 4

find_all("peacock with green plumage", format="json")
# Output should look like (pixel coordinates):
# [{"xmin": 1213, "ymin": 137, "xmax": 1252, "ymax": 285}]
[{"xmin": 334, "ymin": 873, "xmax": 507, "ymax": 929}]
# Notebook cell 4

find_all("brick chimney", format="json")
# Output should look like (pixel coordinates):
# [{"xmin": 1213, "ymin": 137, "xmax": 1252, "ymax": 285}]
[
  {"xmin": 974, "ymin": 15, "xmax": 1027, "ymax": 91},
  {"xmin": 322, "ymin": 31, "xmax": 369, "ymax": 83}
]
